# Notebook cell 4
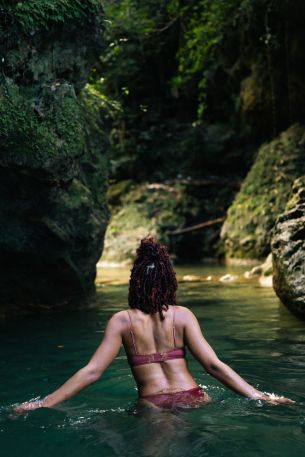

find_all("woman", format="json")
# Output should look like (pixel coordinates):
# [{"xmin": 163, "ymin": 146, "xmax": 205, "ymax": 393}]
[{"xmin": 16, "ymin": 236, "xmax": 293, "ymax": 411}]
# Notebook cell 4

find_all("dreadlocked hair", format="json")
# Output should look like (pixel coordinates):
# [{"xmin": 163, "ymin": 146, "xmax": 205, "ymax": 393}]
[{"xmin": 128, "ymin": 236, "xmax": 177, "ymax": 321}]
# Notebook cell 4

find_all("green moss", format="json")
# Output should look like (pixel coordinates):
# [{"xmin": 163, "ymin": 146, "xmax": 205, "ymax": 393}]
[
  {"xmin": 0, "ymin": 82, "xmax": 58, "ymax": 158},
  {"xmin": 285, "ymin": 176, "xmax": 305, "ymax": 210},
  {"xmin": 221, "ymin": 124, "xmax": 305, "ymax": 259},
  {"xmin": 0, "ymin": 81, "xmax": 85, "ymax": 177},
  {"xmin": 2, "ymin": 0, "xmax": 103, "ymax": 35}
]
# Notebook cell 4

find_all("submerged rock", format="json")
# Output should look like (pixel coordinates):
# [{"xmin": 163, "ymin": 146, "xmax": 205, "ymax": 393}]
[
  {"xmin": 219, "ymin": 274, "xmax": 238, "ymax": 282},
  {"xmin": 244, "ymin": 253, "xmax": 273, "ymax": 287},
  {"xmin": 0, "ymin": 2, "xmax": 108, "ymax": 312},
  {"xmin": 182, "ymin": 275, "xmax": 213, "ymax": 282},
  {"xmin": 220, "ymin": 124, "xmax": 305, "ymax": 261},
  {"xmin": 272, "ymin": 177, "xmax": 305, "ymax": 318},
  {"xmin": 259, "ymin": 275, "xmax": 273, "ymax": 288}
]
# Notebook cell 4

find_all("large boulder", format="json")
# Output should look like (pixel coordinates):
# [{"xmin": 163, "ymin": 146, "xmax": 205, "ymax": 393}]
[
  {"xmin": 272, "ymin": 177, "xmax": 305, "ymax": 318},
  {"xmin": 220, "ymin": 124, "xmax": 305, "ymax": 260},
  {"xmin": 0, "ymin": 1, "xmax": 109, "ymax": 313}
]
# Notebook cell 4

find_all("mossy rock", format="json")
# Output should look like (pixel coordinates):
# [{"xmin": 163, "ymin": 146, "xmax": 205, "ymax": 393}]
[
  {"xmin": 285, "ymin": 176, "xmax": 305, "ymax": 210},
  {"xmin": 0, "ymin": 1, "xmax": 108, "ymax": 313},
  {"xmin": 101, "ymin": 182, "xmax": 191, "ymax": 264},
  {"xmin": 0, "ymin": 81, "xmax": 84, "ymax": 180},
  {"xmin": 221, "ymin": 124, "xmax": 305, "ymax": 260},
  {"xmin": 102, "ymin": 176, "xmax": 233, "ymax": 263},
  {"xmin": 272, "ymin": 177, "xmax": 305, "ymax": 318},
  {"xmin": 102, "ymin": 203, "xmax": 156, "ymax": 263},
  {"xmin": 1, "ymin": 1, "xmax": 104, "ymax": 90},
  {"xmin": 2, "ymin": 1, "xmax": 102, "ymax": 35}
]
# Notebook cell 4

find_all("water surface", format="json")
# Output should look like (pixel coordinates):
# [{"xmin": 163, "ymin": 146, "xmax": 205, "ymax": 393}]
[{"xmin": 1, "ymin": 265, "xmax": 305, "ymax": 457}]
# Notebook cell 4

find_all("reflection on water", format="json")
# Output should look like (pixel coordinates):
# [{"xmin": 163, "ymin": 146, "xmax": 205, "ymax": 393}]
[{"xmin": 1, "ymin": 264, "xmax": 305, "ymax": 457}]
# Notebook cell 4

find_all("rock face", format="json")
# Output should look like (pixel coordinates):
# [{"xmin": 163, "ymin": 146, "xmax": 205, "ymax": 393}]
[
  {"xmin": 102, "ymin": 177, "xmax": 233, "ymax": 264},
  {"xmin": 272, "ymin": 177, "xmax": 305, "ymax": 318},
  {"xmin": 220, "ymin": 124, "xmax": 305, "ymax": 260},
  {"xmin": 0, "ymin": 1, "xmax": 109, "ymax": 312},
  {"xmin": 102, "ymin": 181, "xmax": 189, "ymax": 264}
]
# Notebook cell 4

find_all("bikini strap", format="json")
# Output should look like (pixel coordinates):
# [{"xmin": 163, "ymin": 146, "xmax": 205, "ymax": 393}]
[
  {"xmin": 127, "ymin": 310, "xmax": 138, "ymax": 354},
  {"xmin": 173, "ymin": 305, "xmax": 177, "ymax": 348}
]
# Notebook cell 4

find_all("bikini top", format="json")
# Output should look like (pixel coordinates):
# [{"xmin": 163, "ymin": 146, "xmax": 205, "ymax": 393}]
[{"xmin": 127, "ymin": 306, "xmax": 185, "ymax": 367}]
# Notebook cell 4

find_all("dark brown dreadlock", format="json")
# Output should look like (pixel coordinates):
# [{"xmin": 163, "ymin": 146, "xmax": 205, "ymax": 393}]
[{"xmin": 128, "ymin": 236, "xmax": 178, "ymax": 320}]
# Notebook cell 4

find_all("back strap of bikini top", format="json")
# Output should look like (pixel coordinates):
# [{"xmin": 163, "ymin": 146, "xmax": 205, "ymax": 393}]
[
  {"xmin": 173, "ymin": 305, "xmax": 177, "ymax": 348},
  {"xmin": 129, "ymin": 347, "xmax": 185, "ymax": 367},
  {"xmin": 127, "ymin": 311, "xmax": 138, "ymax": 354}
]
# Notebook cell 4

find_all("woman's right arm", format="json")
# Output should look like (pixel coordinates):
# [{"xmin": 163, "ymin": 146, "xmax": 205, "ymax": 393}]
[{"xmin": 182, "ymin": 307, "xmax": 294, "ymax": 404}]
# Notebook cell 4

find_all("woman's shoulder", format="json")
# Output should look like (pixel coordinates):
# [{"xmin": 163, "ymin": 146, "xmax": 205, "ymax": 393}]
[
  {"xmin": 173, "ymin": 305, "xmax": 195, "ymax": 320},
  {"xmin": 108, "ymin": 310, "xmax": 130, "ymax": 328}
]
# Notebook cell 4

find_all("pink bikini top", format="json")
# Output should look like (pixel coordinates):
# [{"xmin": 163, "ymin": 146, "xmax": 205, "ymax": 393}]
[{"xmin": 127, "ymin": 306, "xmax": 185, "ymax": 367}]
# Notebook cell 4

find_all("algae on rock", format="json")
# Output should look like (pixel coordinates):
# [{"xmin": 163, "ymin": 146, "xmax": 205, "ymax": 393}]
[
  {"xmin": 220, "ymin": 124, "xmax": 305, "ymax": 260},
  {"xmin": 0, "ymin": 1, "xmax": 109, "ymax": 312}
]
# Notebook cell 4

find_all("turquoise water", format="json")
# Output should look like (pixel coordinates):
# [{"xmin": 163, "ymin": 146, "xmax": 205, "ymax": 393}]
[{"xmin": 1, "ymin": 265, "xmax": 305, "ymax": 457}]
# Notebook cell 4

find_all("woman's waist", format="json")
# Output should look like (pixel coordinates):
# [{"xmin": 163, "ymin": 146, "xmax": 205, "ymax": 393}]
[
  {"xmin": 137, "ymin": 373, "xmax": 198, "ymax": 397},
  {"xmin": 140, "ymin": 385, "xmax": 208, "ymax": 409}
]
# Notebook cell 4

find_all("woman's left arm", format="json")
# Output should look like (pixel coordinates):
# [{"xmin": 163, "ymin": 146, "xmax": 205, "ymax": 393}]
[{"xmin": 15, "ymin": 313, "xmax": 124, "ymax": 411}]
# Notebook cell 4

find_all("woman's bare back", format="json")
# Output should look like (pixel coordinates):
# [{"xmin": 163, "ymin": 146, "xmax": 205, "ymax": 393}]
[{"xmin": 121, "ymin": 306, "xmax": 198, "ymax": 397}]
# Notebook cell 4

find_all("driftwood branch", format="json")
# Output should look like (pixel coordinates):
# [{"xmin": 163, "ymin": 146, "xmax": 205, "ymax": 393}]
[
  {"xmin": 168, "ymin": 217, "xmax": 225, "ymax": 236},
  {"xmin": 179, "ymin": 178, "xmax": 241, "ymax": 188}
]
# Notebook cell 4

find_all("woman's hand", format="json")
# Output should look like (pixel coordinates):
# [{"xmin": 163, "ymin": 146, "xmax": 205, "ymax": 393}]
[
  {"xmin": 13, "ymin": 399, "xmax": 45, "ymax": 414},
  {"xmin": 260, "ymin": 393, "xmax": 295, "ymax": 405}
]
